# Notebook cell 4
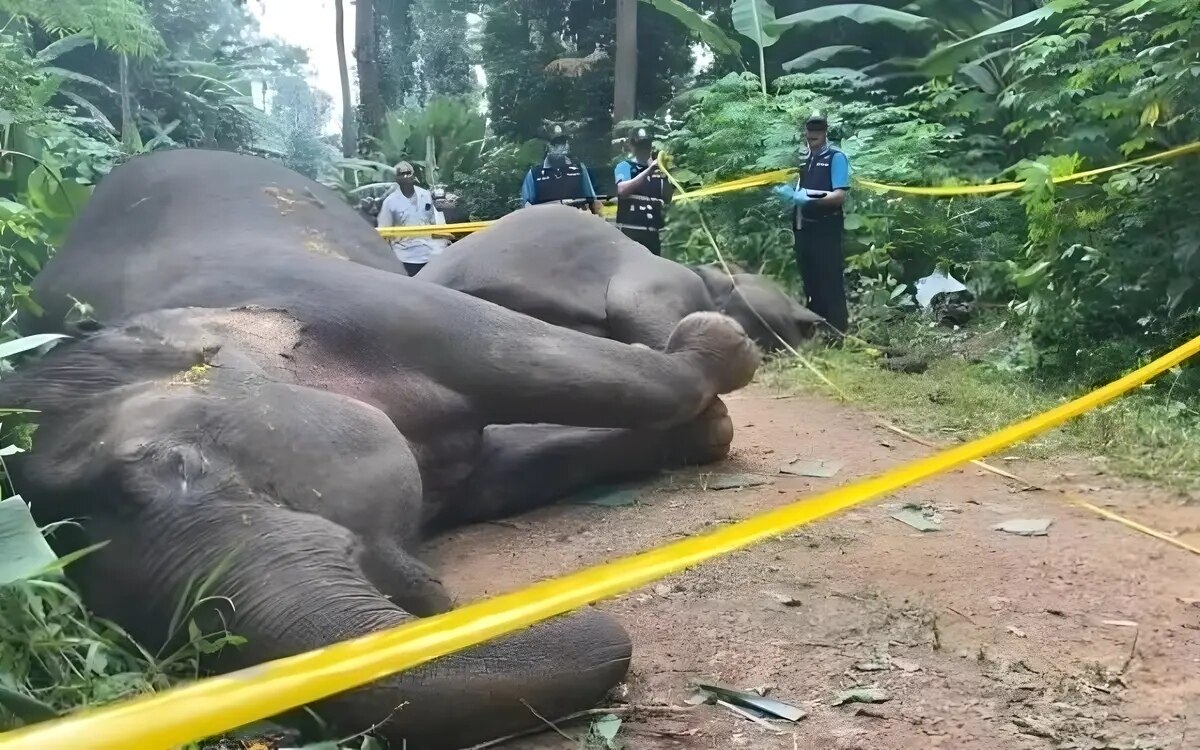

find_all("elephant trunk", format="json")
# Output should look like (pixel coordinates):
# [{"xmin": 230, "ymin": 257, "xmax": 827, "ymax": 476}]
[
  {"xmin": 246, "ymin": 582, "xmax": 632, "ymax": 749},
  {"xmin": 151, "ymin": 505, "xmax": 631, "ymax": 750}
]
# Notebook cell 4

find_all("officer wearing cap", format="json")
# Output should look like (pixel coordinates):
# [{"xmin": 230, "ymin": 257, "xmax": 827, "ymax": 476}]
[
  {"xmin": 614, "ymin": 127, "xmax": 673, "ymax": 255},
  {"xmin": 519, "ymin": 124, "xmax": 602, "ymax": 214},
  {"xmin": 377, "ymin": 160, "xmax": 440, "ymax": 276},
  {"xmin": 773, "ymin": 115, "xmax": 852, "ymax": 338}
]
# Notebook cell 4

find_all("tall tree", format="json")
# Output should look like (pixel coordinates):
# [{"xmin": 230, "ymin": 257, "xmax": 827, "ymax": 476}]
[
  {"xmin": 613, "ymin": 0, "xmax": 637, "ymax": 125},
  {"xmin": 335, "ymin": 0, "xmax": 355, "ymax": 156},
  {"xmin": 263, "ymin": 75, "xmax": 336, "ymax": 178},
  {"xmin": 376, "ymin": 0, "xmax": 415, "ymax": 109},
  {"xmin": 355, "ymin": 0, "xmax": 383, "ymax": 142},
  {"xmin": 411, "ymin": 0, "xmax": 473, "ymax": 103}
]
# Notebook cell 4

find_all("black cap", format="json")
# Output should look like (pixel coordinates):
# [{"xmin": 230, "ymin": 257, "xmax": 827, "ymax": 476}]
[
  {"xmin": 804, "ymin": 116, "xmax": 828, "ymax": 132},
  {"xmin": 548, "ymin": 124, "xmax": 568, "ymax": 143},
  {"xmin": 630, "ymin": 126, "xmax": 652, "ymax": 144}
]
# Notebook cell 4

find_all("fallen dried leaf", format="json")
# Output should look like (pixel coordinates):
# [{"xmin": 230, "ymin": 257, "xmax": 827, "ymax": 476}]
[
  {"xmin": 1012, "ymin": 716, "xmax": 1057, "ymax": 740},
  {"xmin": 779, "ymin": 459, "xmax": 843, "ymax": 478},
  {"xmin": 703, "ymin": 473, "xmax": 774, "ymax": 491},
  {"xmin": 1006, "ymin": 626, "xmax": 1027, "ymax": 638},
  {"xmin": 832, "ymin": 688, "xmax": 891, "ymax": 706},
  {"xmin": 767, "ymin": 592, "xmax": 803, "ymax": 608},
  {"xmin": 890, "ymin": 657, "xmax": 922, "ymax": 673},
  {"xmin": 993, "ymin": 519, "xmax": 1052, "ymax": 537},
  {"xmin": 890, "ymin": 507, "xmax": 943, "ymax": 532},
  {"xmin": 1101, "ymin": 620, "xmax": 1139, "ymax": 628},
  {"xmin": 694, "ymin": 682, "xmax": 807, "ymax": 722}
]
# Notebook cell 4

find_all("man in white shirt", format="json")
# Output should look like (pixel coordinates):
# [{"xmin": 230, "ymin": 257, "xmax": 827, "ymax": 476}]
[{"xmin": 376, "ymin": 161, "xmax": 441, "ymax": 277}]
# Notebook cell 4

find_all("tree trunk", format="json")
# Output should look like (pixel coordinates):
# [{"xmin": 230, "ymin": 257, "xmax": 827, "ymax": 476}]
[
  {"xmin": 119, "ymin": 54, "xmax": 139, "ymax": 151},
  {"xmin": 355, "ymin": 0, "xmax": 383, "ymax": 142},
  {"xmin": 335, "ymin": 0, "xmax": 357, "ymax": 157},
  {"xmin": 613, "ymin": 0, "xmax": 638, "ymax": 127}
]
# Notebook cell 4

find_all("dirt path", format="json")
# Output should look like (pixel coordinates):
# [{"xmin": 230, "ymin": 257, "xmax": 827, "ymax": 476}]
[{"xmin": 425, "ymin": 385, "xmax": 1200, "ymax": 750}]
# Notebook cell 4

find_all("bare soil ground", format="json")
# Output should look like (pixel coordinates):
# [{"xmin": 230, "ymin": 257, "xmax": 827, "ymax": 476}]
[{"xmin": 425, "ymin": 385, "xmax": 1200, "ymax": 750}]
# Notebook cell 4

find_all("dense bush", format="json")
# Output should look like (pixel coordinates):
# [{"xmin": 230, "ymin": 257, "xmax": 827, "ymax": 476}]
[{"xmin": 658, "ymin": 0, "xmax": 1200, "ymax": 385}]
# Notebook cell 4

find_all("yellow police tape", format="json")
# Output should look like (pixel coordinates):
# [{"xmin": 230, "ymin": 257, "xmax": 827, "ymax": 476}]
[
  {"xmin": 857, "ymin": 140, "xmax": 1200, "ymax": 196},
  {"xmin": 376, "ymin": 140, "xmax": 1200, "ymax": 238},
  {"xmin": 3, "ymin": 333, "xmax": 1197, "ymax": 750}
]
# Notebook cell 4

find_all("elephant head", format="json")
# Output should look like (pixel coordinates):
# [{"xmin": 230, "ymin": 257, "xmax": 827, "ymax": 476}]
[
  {"xmin": 689, "ymin": 264, "xmax": 823, "ymax": 353},
  {"xmin": 0, "ymin": 322, "xmax": 631, "ymax": 749}
]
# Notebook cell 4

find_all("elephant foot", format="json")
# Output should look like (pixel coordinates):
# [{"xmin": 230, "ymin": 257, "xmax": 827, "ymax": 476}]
[
  {"xmin": 665, "ymin": 312, "xmax": 761, "ymax": 395},
  {"xmin": 667, "ymin": 396, "xmax": 734, "ymax": 466}
]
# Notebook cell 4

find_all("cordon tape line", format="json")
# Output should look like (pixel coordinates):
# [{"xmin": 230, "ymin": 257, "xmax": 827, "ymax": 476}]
[
  {"xmin": 2, "ymin": 329, "xmax": 1197, "ymax": 750},
  {"xmin": 857, "ymin": 140, "xmax": 1200, "ymax": 196},
  {"xmin": 375, "ymin": 141, "xmax": 1200, "ymax": 237},
  {"xmin": 655, "ymin": 156, "xmax": 1200, "ymax": 560},
  {"xmin": 374, "ymin": 164, "xmax": 793, "ymax": 238}
]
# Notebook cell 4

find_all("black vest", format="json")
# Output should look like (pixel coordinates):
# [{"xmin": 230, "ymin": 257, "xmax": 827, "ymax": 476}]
[
  {"xmin": 615, "ymin": 159, "xmax": 668, "ymax": 232},
  {"xmin": 794, "ymin": 146, "xmax": 844, "ymax": 225},
  {"xmin": 531, "ymin": 160, "xmax": 590, "ymax": 208}
]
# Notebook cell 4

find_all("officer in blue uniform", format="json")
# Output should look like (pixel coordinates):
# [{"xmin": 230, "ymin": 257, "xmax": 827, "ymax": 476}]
[
  {"xmin": 519, "ymin": 125, "xmax": 602, "ymax": 215},
  {"xmin": 774, "ymin": 116, "xmax": 852, "ymax": 338},
  {"xmin": 613, "ymin": 127, "xmax": 673, "ymax": 255}
]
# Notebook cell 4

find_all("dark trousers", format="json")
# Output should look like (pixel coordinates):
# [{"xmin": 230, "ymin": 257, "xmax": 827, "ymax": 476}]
[
  {"xmin": 403, "ymin": 262, "xmax": 425, "ymax": 277},
  {"xmin": 794, "ymin": 215, "xmax": 848, "ymax": 336},
  {"xmin": 620, "ymin": 227, "xmax": 661, "ymax": 256}
]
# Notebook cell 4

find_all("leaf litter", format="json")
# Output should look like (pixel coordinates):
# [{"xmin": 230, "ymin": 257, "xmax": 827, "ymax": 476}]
[
  {"xmin": 890, "ymin": 503, "xmax": 944, "ymax": 532},
  {"xmin": 779, "ymin": 458, "xmax": 843, "ymax": 478},
  {"xmin": 690, "ymin": 682, "xmax": 807, "ymax": 723},
  {"xmin": 992, "ymin": 518, "xmax": 1053, "ymax": 536}
]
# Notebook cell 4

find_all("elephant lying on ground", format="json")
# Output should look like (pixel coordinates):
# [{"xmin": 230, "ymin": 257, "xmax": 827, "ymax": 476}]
[
  {"xmin": 419, "ymin": 205, "xmax": 824, "ymax": 352},
  {"xmin": 3, "ymin": 149, "xmax": 761, "ymax": 749}
]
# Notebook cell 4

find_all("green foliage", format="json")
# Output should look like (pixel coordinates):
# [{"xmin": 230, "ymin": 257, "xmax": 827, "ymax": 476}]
[
  {"xmin": 454, "ymin": 137, "xmax": 546, "ymax": 220},
  {"xmin": 730, "ymin": 0, "xmax": 780, "ymax": 93},
  {"xmin": 261, "ymin": 76, "xmax": 337, "ymax": 179},
  {"xmin": 409, "ymin": 0, "xmax": 474, "ymax": 104},
  {"xmin": 638, "ymin": 0, "xmax": 741, "ymax": 56},
  {"xmin": 938, "ymin": 0, "xmax": 1200, "ymax": 383},
  {"xmin": 480, "ymin": 0, "xmax": 698, "ymax": 170},
  {"xmin": 0, "ymin": 0, "xmax": 164, "ymax": 56},
  {"xmin": 660, "ymin": 71, "xmax": 954, "ymax": 290},
  {"xmin": 782, "ymin": 45, "xmax": 870, "ymax": 73},
  {"xmin": 652, "ymin": 0, "xmax": 1199, "ymax": 388},
  {"xmin": 766, "ymin": 3, "xmax": 937, "ymax": 37},
  {"xmin": 918, "ymin": 3, "xmax": 1061, "ymax": 77}
]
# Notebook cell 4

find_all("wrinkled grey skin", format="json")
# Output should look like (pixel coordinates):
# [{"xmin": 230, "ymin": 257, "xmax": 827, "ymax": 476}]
[
  {"xmin": 3, "ymin": 149, "xmax": 761, "ymax": 749},
  {"xmin": 690, "ymin": 264, "xmax": 825, "ymax": 353},
  {"xmin": 420, "ymin": 208, "xmax": 822, "ymax": 353}
]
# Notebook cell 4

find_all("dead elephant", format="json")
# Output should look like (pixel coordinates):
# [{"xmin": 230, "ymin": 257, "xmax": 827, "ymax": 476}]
[
  {"xmin": 419, "ymin": 204, "xmax": 824, "ymax": 353},
  {"xmin": 2, "ymin": 148, "xmax": 762, "ymax": 749}
]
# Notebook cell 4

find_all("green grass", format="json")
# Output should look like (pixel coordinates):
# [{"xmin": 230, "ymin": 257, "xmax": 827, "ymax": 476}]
[{"xmin": 760, "ymin": 315, "xmax": 1200, "ymax": 495}]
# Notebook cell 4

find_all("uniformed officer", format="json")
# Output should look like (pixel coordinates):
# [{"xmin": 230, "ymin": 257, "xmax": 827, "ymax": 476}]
[
  {"xmin": 519, "ymin": 125, "xmax": 602, "ymax": 214},
  {"xmin": 774, "ymin": 115, "xmax": 851, "ymax": 337},
  {"xmin": 613, "ymin": 127, "xmax": 673, "ymax": 255}
]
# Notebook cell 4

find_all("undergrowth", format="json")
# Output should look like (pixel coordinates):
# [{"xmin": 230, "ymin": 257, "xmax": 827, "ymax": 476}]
[{"xmin": 761, "ymin": 313, "xmax": 1200, "ymax": 496}]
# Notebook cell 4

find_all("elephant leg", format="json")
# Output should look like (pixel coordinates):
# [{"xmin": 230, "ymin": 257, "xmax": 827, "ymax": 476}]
[
  {"xmin": 427, "ymin": 399, "xmax": 732, "ymax": 533},
  {"xmin": 358, "ymin": 537, "xmax": 455, "ymax": 616},
  {"xmin": 456, "ymin": 311, "xmax": 760, "ymax": 430}
]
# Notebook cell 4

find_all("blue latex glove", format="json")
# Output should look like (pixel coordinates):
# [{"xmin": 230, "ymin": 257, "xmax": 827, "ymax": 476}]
[
  {"xmin": 773, "ymin": 184, "xmax": 798, "ymax": 203},
  {"xmin": 773, "ymin": 184, "xmax": 811, "ymax": 205}
]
